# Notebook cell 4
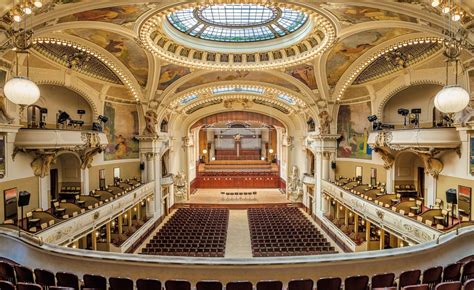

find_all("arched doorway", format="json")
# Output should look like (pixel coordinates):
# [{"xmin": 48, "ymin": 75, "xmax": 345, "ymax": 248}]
[
  {"xmin": 50, "ymin": 152, "xmax": 82, "ymax": 202},
  {"xmin": 394, "ymin": 151, "xmax": 425, "ymax": 199}
]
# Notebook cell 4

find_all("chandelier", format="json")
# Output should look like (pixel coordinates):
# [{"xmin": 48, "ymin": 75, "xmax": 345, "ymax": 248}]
[
  {"xmin": 3, "ymin": 0, "xmax": 40, "ymax": 112},
  {"xmin": 433, "ymin": 0, "xmax": 470, "ymax": 114}
]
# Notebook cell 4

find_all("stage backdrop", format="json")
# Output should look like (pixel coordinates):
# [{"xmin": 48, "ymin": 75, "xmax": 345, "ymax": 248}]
[
  {"xmin": 337, "ymin": 102, "xmax": 372, "ymax": 159},
  {"xmin": 103, "ymin": 102, "xmax": 139, "ymax": 160}
]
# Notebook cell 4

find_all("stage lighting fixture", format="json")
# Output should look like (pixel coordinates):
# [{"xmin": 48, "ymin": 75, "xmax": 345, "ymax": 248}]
[
  {"xmin": 398, "ymin": 108, "xmax": 409, "ymax": 127},
  {"xmin": 411, "ymin": 108, "xmax": 421, "ymax": 114},
  {"xmin": 92, "ymin": 122, "xmax": 102, "ymax": 131},
  {"xmin": 367, "ymin": 115, "xmax": 378, "ymax": 122},
  {"xmin": 98, "ymin": 115, "xmax": 109, "ymax": 123},
  {"xmin": 57, "ymin": 111, "xmax": 70, "ymax": 124}
]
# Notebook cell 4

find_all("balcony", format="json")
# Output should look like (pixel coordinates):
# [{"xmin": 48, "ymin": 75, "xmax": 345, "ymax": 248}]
[
  {"xmin": 36, "ymin": 182, "xmax": 154, "ymax": 245},
  {"xmin": 367, "ymin": 127, "xmax": 460, "ymax": 150},
  {"xmin": 14, "ymin": 128, "xmax": 108, "ymax": 149},
  {"xmin": 302, "ymin": 173, "xmax": 315, "ymax": 185},
  {"xmin": 321, "ymin": 180, "xmax": 441, "ymax": 244}
]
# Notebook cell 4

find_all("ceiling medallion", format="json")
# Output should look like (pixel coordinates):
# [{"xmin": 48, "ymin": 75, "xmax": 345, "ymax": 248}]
[{"xmin": 139, "ymin": 2, "xmax": 336, "ymax": 70}]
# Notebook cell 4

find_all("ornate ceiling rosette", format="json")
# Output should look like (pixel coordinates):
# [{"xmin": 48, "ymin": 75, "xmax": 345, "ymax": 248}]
[{"xmin": 139, "ymin": 1, "xmax": 336, "ymax": 70}]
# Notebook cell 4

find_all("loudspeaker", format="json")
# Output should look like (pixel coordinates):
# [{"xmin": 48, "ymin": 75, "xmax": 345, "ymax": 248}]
[
  {"xmin": 140, "ymin": 162, "xmax": 145, "ymax": 171},
  {"xmin": 18, "ymin": 191, "xmax": 31, "ymax": 207},
  {"xmin": 446, "ymin": 188, "xmax": 457, "ymax": 204},
  {"xmin": 331, "ymin": 161, "xmax": 336, "ymax": 169}
]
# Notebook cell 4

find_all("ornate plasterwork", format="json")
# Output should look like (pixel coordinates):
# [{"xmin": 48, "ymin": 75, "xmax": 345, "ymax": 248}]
[
  {"xmin": 334, "ymin": 36, "xmax": 443, "ymax": 102},
  {"xmin": 139, "ymin": 2, "xmax": 336, "ymax": 70},
  {"xmin": 369, "ymin": 130, "xmax": 460, "ymax": 177},
  {"xmin": 13, "ymin": 131, "xmax": 107, "ymax": 177}
]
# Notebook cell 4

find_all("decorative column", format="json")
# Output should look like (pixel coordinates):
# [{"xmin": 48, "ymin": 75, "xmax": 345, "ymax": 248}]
[
  {"xmin": 425, "ymin": 173, "xmax": 437, "ymax": 208},
  {"xmin": 137, "ymin": 135, "xmax": 166, "ymax": 219},
  {"xmin": 386, "ymin": 167, "xmax": 395, "ymax": 193},
  {"xmin": 311, "ymin": 134, "xmax": 339, "ymax": 216},
  {"xmin": 81, "ymin": 167, "xmax": 90, "ymax": 195},
  {"xmin": 38, "ymin": 176, "xmax": 50, "ymax": 210}
]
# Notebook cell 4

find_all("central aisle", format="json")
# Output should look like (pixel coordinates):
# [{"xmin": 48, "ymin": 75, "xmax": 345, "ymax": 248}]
[{"xmin": 225, "ymin": 210, "xmax": 253, "ymax": 258}]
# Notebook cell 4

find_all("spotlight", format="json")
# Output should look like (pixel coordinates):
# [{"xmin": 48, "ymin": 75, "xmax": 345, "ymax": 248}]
[
  {"xmin": 57, "ymin": 111, "xmax": 70, "ymax": 124},
  {"xmin": 410, "ymin": 108, "xmax": 421, "ymax": 128},
  {"xmin": 98, "ymin": 115, "xmax": 108, "ymax": 123},
  {"xmin": 367, "ymin": 115, "xmax": 378, "ymax": 122},
  {"xmin": 398, "ymin": 108, "xmax": 409, "ymax": 127},
  {"xmin": 92, "ymin": 122, "xmax": 103, "ymax": 132}
]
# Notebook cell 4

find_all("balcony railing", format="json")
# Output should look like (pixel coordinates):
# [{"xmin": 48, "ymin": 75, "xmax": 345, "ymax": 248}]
[
  {"xmin": 36, "ymin": 182, "xmax": 154, "ymax": 245},
  {"xmin": 321, "ymin": 180, "xmax": 441, "ymax": 244}
]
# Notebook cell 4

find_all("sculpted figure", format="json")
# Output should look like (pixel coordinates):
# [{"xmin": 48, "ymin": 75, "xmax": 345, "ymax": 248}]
[
  {"xmin": 143, "ymin": 110, "xmax": 158, "ymax": 136},
  {"xmin": 318, "ymin": 110, "xmax": 332, "ymax": 134}
]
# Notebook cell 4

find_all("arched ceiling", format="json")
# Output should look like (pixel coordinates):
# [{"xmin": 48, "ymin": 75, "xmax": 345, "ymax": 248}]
[{"xmin": 0, "ymin": 0, "xmax": 472, "ymax": 113}]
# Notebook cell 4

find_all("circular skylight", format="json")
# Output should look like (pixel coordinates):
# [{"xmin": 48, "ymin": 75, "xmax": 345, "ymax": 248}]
[{"xmin": 167, "ymin": 4, "xmax": 308, "ymax": 43}]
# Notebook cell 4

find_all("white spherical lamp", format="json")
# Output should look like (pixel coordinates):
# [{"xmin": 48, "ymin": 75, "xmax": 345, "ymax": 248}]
[
  {"xmin": 434, "ymin": 85, "xmax": 470, "ymax": 113},
  {"xmin": 3, "ymin": 76, "xmax": 40, "ymax": 106}
]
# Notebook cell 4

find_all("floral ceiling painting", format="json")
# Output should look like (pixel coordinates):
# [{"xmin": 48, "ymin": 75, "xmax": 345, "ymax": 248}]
[
  {"xmin": 158, "ymin": 64, "xmax": 191, "ymax": 91},
  {"xmin": 326, "ymin": 28, "xmax": 416, "ymax": 87},
  {"xmin": 328, "ymin": 6, "xmax": 418, "ymax": 24},
  {"xmin": 57, "ymin": 5, "xmax": 149, "ymax": 26},
  {"xmin": 285, "ymin": 64, "xmax": 318, "ymax": 90},
  {"xmin": 64, "ymin": 29, "xmax": 149, "ymax": 86}
]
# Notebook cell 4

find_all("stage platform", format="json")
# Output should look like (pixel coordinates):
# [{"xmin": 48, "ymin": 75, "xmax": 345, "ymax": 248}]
[{"xmin": 183, "ymin": 189, "xmax": 290, "ymax": 206}]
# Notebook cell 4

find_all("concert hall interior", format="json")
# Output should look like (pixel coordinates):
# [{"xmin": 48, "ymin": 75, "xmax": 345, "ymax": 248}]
[{"xmin": 0, "ymin": 0, "xmax": 473, "ymax": 290}]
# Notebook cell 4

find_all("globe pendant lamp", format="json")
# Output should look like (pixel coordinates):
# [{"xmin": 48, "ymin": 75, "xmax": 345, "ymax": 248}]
[
  {"xmin": 434, "ymin": 84, "xmax": 470, "ymax": 114},
  {"xmin": 4, "ymin": 75, "xmax": 40, "ymax": 106}
]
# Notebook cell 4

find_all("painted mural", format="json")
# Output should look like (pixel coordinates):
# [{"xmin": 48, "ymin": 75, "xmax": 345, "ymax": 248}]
[
  {"xmin": 158, "ymin": 64, "xmax": 191, "ymax": 91},
  {"xmin": 326, "ymin": 28, "xmax": 416, "ymax": 86},
  {"xmin": 103, "ymin": 102, "xmax": 139, "ymax": 160},
  {"xmin": 329, "ymin": 6, "xmax": 418, "ymax": 24},
  {"xmin": 285, "ymin": 64, "xmax": 317, "ymax": 90},
  {"xmin": 176, "ymin": 71, "xmax": 300, "ymax": 92},
  {"xmin": 64, "ymin": 29, "xmax": 148, "ymax": 86},
  {"xmin": 337, "ymin": 102, "xmax": 372, "ymax": 159},
  {"xmin": 57, "ymin": 5, "xmax": 149, "ymax": 26}
]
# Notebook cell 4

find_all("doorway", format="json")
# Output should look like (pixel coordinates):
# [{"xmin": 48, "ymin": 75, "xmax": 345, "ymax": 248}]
[
  {"xmin": 50, "ymin": 168, "xmax": 58, "ymax": 200},
  {"xmin": 418, "ymin": 167, "xmax": 425, "ymax": 198}
]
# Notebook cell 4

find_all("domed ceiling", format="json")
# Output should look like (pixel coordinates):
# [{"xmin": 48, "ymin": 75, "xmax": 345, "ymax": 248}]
[{"xmin": 0, "ymin": 0, "xmax": 472, "ymax": 108}]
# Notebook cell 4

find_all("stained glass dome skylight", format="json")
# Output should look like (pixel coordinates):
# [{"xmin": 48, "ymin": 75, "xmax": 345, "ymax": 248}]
[{"xmin": 167, "ymin": 4, "xmax": 308, "ymax": 43}]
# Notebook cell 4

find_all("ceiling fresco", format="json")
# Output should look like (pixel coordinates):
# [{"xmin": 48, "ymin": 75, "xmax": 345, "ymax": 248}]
[
  {"xmin": 326, "ymin": 28, "xmax": 417, "ymax": 87},
  {"xmin": 175, "ymin": 71, "xmax": 301, "ymax": 93},
  {"xmin": 327, "ymin": 5, "xmax": 418, "ymax": 24},
  {"xmin": 63, "ymin": 28, "xmax": 149, "ymax": 86},
  {"xmin": 158, "ymin": 64, "xmax": 192, "ymax": 91},
  {"xmin": 284, "ymin": 64, "xmax": 318, "ymax": 90},
  {"xmin": 57, "ymin": 5, "xmax": 150, "ymax": 27}
]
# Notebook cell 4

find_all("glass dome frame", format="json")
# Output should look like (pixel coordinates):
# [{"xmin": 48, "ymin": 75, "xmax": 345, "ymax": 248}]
[{"xmin": 167, "ymin": 4, "xmax": 308, "ymax": 43}]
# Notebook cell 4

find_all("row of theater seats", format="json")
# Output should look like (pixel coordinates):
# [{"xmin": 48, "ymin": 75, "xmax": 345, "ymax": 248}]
[
  {"xmin": 141, "ymin": 208, "xmax": 229, "ymax": 257},
  {"xmin": 0, "ymin": 256, "xmax": 473, "ymax": 290},
  {"xmin": 247, "ymin": 208, "xmax": 336, "ymax": 257}
]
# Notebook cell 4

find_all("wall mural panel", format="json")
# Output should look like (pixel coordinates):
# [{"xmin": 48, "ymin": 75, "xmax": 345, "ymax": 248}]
[
  {"xmin": 57, "ymin": 5, "xmax": 149, "ymax": 26},
  {"xmin": 337, "ymin": 102, "xmax": 372, "ymax": 159},
  {"xmin": 326, "ymin": 28, "xmax": 416, "ymax": 86},
  {"xmin": 284, "ymin": 64, "xmax": 317, "ymax": 90},
  {"xmin": 103, "ymin": 102, "xmax": 139, "ymax": 160},
  {"xmin": 158, "ymin": 64, "xmax": 191, "ymax": 91},
  {"xmin": 176, "ymin": 71, "xmax": 301, "ymax": 92},
  {"xmin": 328, "ymin": 6, "xmax": 418, "ymax": 24},
  {"xmin": 64, "ymin": 29, "xmax": 148, "ymax": 86}
]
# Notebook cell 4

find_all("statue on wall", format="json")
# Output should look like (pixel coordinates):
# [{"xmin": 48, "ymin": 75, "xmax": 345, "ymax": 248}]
[
  {"xmin": 30, "ymin": 151, "xmax": 57, "ymax": 178},
  {"xmin": 318, "ymin": 110, "xmax": 332, "ymax": 134},
  {"xmin": 173, "ymin": 171, "xmax": 187, "ymax": 201},
  {"xmin": 287, "ymin": 165, "xmax": 303, "ymax": 202},
  {"xmin": 0, "ymin": 94, "xmax": 14, "ymax": 124},
  {"xmin": 454, "ymin": 105, "xmax": 474, "ymax": 127},
  {"xmin": 143, "ymin": 110, "xmax": 158, "ymax": 136}
]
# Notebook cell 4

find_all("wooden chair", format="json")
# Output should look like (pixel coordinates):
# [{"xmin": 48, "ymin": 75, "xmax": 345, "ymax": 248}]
[
  {"xmin": 0, "ymin": 261, "xmax": 16, "ymax": 283},
  {"xmin": 371, "ymin": 273, "xmax": 395, "ymax": 289},
  {"xmin": 109, "ymin": 277, "xmax": 134, "ymax": 290},
  {"xmin": 15, "ymin": 265, "xmax": 35, "ymax": 283},
  {"xmin": 345, "ymin": 275, "xmax": 369, "ymax": 290},
  {"xmin": 317, "ymin": 277, "xmax": 341, "ymax": 290},
  {"xmin": 434, "ymin": 281, "xmax": 461, "ymax": 290},
  {"xmin": 0, "ymin": 280, "xmax": 15, "ymax": 290},
  {"xmin": 256, "ymin": 281, "xmax": 283, "ymax": 290},
  {"xmin": 226, "ymin": 281, "xmax": 253, "ymax": 290},
  {"xmin": 288, "ymin": 279, "xmax": 313, "ymax": 290},
  {"xmin": 136, "ymin": 278, "xmax": 161, "ymax": 290},
  {"xmin": 196, "ymin": 281, "xmax": 223, "ymax": 290},
  {"xmin": 56, "ymin": 272, "xmax": 80, "ymax": 290},
  {"xmin": 422, "ymin": 266, "xmax": 442, "ymax": 289}
]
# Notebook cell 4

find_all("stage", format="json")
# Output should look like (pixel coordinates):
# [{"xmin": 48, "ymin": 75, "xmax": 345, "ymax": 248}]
[{"xmin": 184, "ymin": 188, "xmax": 290, "ymax": 205}]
